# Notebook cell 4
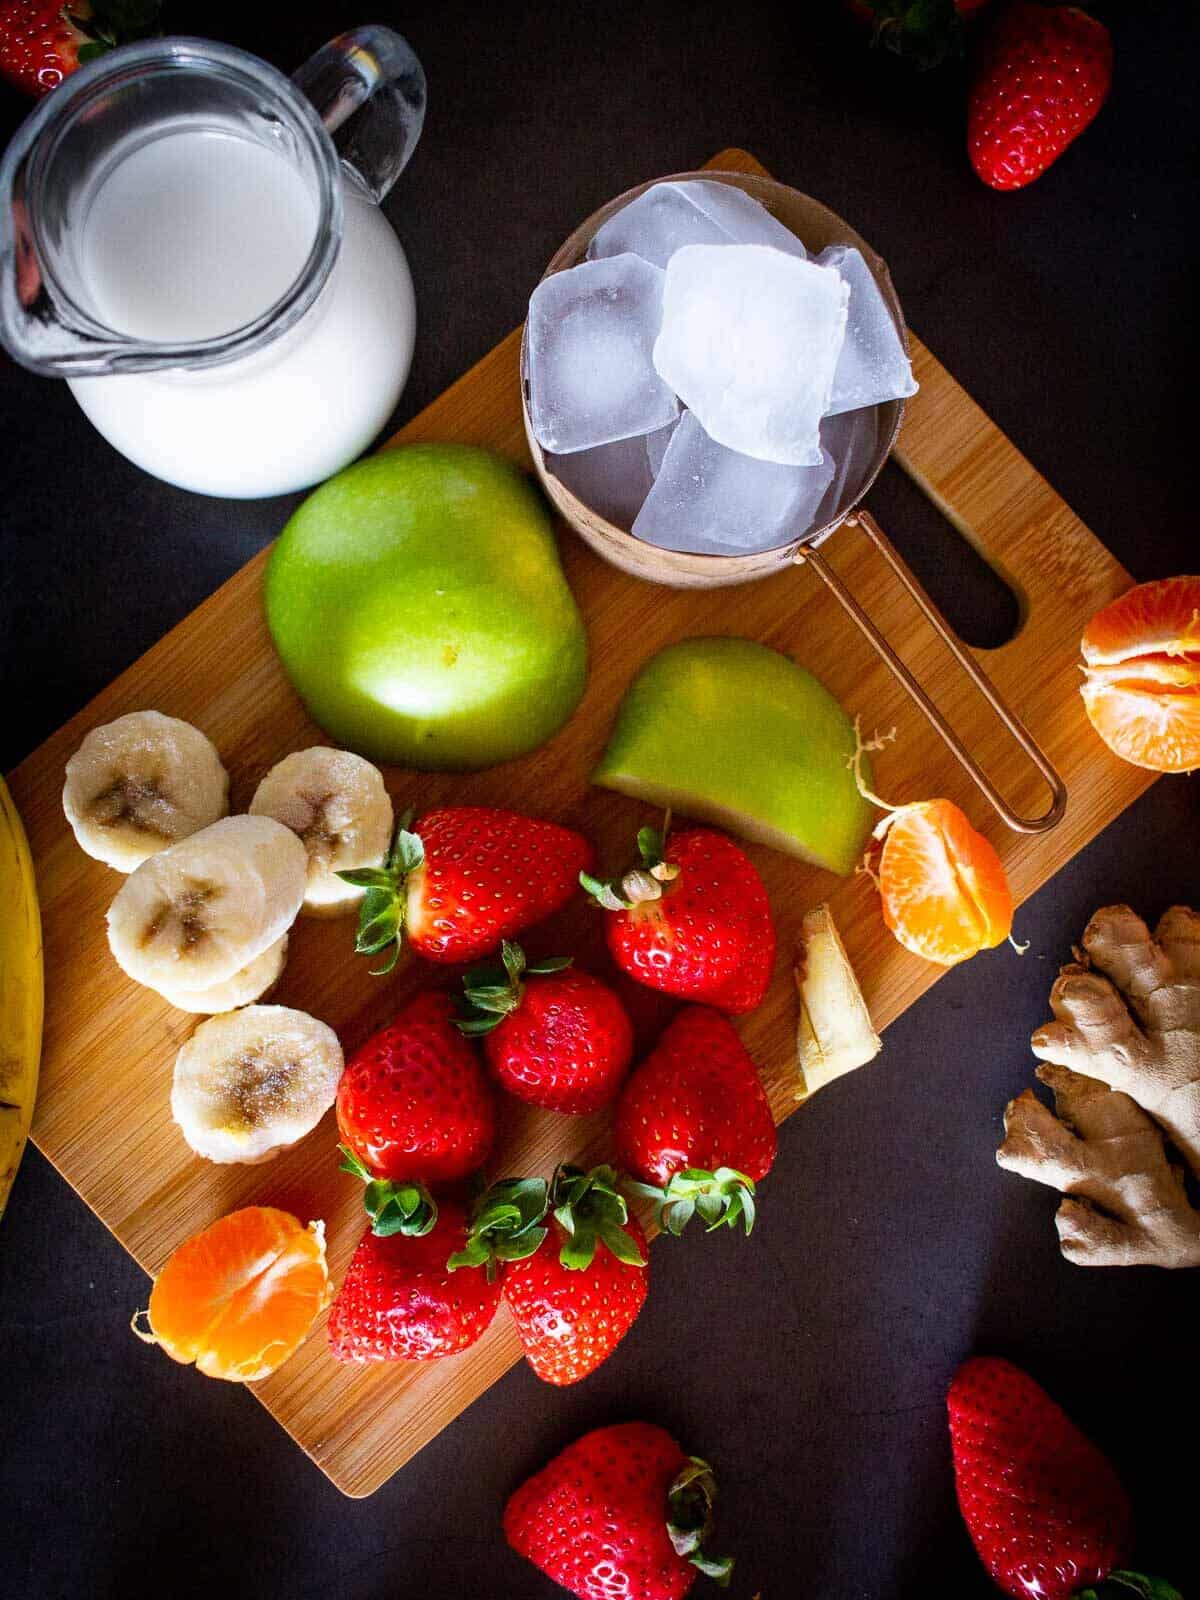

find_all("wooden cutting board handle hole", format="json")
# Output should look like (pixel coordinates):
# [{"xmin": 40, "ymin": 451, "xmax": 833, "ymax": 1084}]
[{"xmin": 795, "ymin": 512, "xmax": 1068, "ymax": 834}]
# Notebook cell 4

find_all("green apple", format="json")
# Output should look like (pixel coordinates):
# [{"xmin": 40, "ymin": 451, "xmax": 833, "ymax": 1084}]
[
  {"xmin": 593, "ymin": 637, "xmax": 872, "ymax": 875},
  {"xmin": 265, "ymin": 445, "xmax": 587, "ymax": 770}
]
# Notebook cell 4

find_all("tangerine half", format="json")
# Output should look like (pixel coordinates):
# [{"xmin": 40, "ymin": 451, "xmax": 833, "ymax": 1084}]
[
  {"xmin": 878, "ymin": 799, "xmax": 1013, "ymax": 967},
  {"xmin": 134, "ymin": 1206, "xmax": 330, "ymax": 1383},
  {"xmin": 1080, "ymin": 576, "xmax": 1200, "ymax": 773}
]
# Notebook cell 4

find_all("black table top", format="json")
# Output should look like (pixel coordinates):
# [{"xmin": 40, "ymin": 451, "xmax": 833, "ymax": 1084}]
[{"xmin": 2, "ymin": 4, "xmax": 1196, "ymax": 1597}]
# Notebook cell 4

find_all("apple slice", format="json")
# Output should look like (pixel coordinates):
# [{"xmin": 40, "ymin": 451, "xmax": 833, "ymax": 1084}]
[{"xmin": 592, "ymin": 637, "xmax": 873, "ymax": 875}]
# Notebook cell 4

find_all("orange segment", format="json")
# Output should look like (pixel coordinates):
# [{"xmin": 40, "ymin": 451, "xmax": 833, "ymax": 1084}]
[
  {"xmin": 1082, "ymin": 576, "xmax": 1200, "ymax": 665},
  {"xmin": 137, "ymin": 1206, "xmax": 329, "ymax": 1383},
  {"xmin": 1081, "ymin": 674, "xmax": 1200, "ymax": 773},
  {"xmin": 878, "ymin": 799, "xmax": 1013, "ymax": 967},
  {"xmin": 1080, "ymin": 577, "xmax": 1200, "ymax": 772}
]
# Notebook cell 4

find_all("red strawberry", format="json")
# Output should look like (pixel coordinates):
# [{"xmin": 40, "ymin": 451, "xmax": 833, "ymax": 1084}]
[
  {"xmin": 328, "ymin": 1198, "xmax": 502, "ymax": 1362},
  {"xmin": 0, "ymin": 0, "xmax": 160, "ymax": 98},
  {"xmin": 336, "ymin": 990, "xmax": 495, "ymax": 1186},
  {"xmin": 617, "ymin": 1007, "xmax": 776, "ymax": 1236},
  {"xmin": 495, "ymin": 1164, "xmax": 648, "ymax": 1385},
  {"xmin": 582, "ymin": 823, "xmax": 775, "ymax": 1015},
  {"xmin": 968, "ymin": 4, "xmax": 1112, "ymax": 191},
  {"xmin": 505, "ymin": 1422, "xmax": 734, "ymax": 1600},
  {"xmin": 457, "ymin": 940, "xmax": 634, "ymax": 1114},
  {"xmin": 948, "ymin": 1355, "xmax": 1147, "ymax": 1599},
  {"xmin": 341, "ymin": 806, "xmax": 593, "ymax": 971}
]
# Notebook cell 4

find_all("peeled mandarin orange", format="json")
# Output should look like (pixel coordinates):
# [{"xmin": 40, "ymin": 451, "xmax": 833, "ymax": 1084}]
[
  {"xmin": 877, "ymin": 798, "xmax": 1013, "ymax": 967},
  {"xmin": 133, "ymin": 1206, "xmax": 330, "ymax": 1382},
  {"xmin": 1080, "ymin": 576, "xmax": 1200, "ymax": 773}
]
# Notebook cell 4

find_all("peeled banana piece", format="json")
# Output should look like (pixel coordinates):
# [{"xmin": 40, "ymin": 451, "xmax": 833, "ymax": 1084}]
[
  {"xmin": 171, "ymin": 1004, "xmax": 343, "ymax": 1164},
  {"xmin": 249, "ymin": 747, "xmax": 393, "ymax": 917},
  {"xmin": 107, "ymin": 815, "xmax": 306, "ymax": 995},
  {"xmin": 152, "ymin": 934, "xmax": 288, "ymax": 1015},
  {"xmin": 63, "ymin": 710, "xmax": 229, "ymax": 872}
]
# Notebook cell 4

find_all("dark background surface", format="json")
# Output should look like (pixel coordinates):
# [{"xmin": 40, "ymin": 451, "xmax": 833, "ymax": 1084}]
[{"xmin": 1, "ymin": 3, "xmax": 1197, "ymax": 1597}]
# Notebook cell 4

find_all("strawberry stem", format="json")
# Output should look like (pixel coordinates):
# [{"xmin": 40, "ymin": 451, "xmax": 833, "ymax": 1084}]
[
  {"xmin": 338, "ymin": 1144, "xmax": 438, "ymax": 1237},
  {"xmin": 456, "ymin": 941, "xmax": 572, "ymax": 1037},
  {"xmin": 551, "ymin": 1163, "xmax": 646, "ymax": 1270},
  {"xmin": 666, "ymin": 1456, "xmax": 734, "ymax": 1587},
  {"xmin": 445, "ymin": 1176, "xmax": 550, "ymax": 1281},
  {"xmin": 581, "ymin": 815, "xmax": 680, "ymax": 911},
  {"xmin": 338, "ymin": 810, "xmax": 424, "ymax": 976},
  {"xmin": 626, "ymin": 1167, "xmax": 758, "ymax": 1237},
  {"xmin": 1077, "ymin": 1575, "xmax": 1183, "ymax": 1600}
]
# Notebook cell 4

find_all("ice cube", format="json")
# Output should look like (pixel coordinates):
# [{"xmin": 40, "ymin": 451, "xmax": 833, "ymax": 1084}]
[
  {"xmin": 545, "ymin": 434, "xmax": 654, "ymax": 529},
  {"xmin": 633, "ymin": 411, "xmax": 835, "ymax": 557},
  {"xmin": 588, "ymin": 179, "xmax": 807, "ymax": 270},
  {"xmin": 653, "ymin": 244, "xmax": 848, "ymax": 467},
  {"xmin": 644, "ymin": 416, "xmax": 679, "ymax": 479},
  {"xmin": 526, "ymin": 254, "xmax": 680, "ymax": 455},
  {"xmin": 811, "ymin": 407, "xmax": 881, "ymax": 532},
  {"xmin": 819, "ymin": 245, "xmax": 918, "ymax": 416}
]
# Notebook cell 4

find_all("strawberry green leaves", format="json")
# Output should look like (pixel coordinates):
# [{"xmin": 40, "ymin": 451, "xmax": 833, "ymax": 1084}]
[
  {"xmin": 666, "ymin": 1456, "xmax": 734, "ymax": 1587},
  {"xmin": 580, "ymin": 816, "xmax": 680, "ymax": 912},
  {"xmin": 338, "ymin": 1144, "xmax": 438, "ymax": 1237},
  {"xmin": 626, "ymin": 1167, "xmax": 758, "ymax": 1237},
  {"xmin": 1078, "ymin": 1577, "xmax": 1183, "ymax": 1600},
  {"xmin": 456, "ymin": 941, "xmax": 572, "ymax": 1037},
  {"xmin": 447, "ymin": 1177, "xmax": 551, "ymax": 1282},
  {"xmin": 74, "ymin": 0, "xmax": 161, "ymax": 65},
  {"xmin": 552, "ymin": 1164, "xmax": 647, "ymax": 1271},
  {"xmin": 338, "ymin": 811, "xmax": 424, "ymax": 975},
  {"xmin": 449, "ymin": 1164, "xmax": 648, "ymax": 1279}
]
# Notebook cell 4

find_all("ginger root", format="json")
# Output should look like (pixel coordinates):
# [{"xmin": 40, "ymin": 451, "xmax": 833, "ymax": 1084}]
[
  {"xmin": 997, "ymin": 904, "xmax": 1200, "ymax": 1269},
  {"xmin": 795, "ymin": 904, "xmax": 881, "ymax": 1098}
]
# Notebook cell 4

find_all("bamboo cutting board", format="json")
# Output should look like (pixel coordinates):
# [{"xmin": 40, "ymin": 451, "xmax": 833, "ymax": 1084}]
[{"xmin": 7, "ymin": 149, "xmax": 1155, "ymax": 1497}]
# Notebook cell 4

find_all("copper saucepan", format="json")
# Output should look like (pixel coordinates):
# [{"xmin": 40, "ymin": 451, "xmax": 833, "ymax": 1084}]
[{"xmin": 519, "ymin": 170, "xmax": 1066, "ymax": 835}]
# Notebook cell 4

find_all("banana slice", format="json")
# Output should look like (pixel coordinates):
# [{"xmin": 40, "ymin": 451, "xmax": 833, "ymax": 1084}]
[
  {"xmin": 63, "ymin": 710, "xmax": 229, "ymax": 872},
  {"xmin": 171, "ymin": 1004, "xmax": 343, "ymax": 1164},
  {"xmin": 249, "ymin": 747, "xmax": 393, "ymax": 917},
  {"xmin": 107, "ymin": 815, "xmax": 306, "ymax": 995},
  {"xmin": 152, "ymin": 933, "xmax": 288, "ymax": 1015}
]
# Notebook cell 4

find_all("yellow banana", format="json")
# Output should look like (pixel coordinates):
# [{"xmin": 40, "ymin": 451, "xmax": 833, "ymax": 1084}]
[{"xmin": 0, "ymin": 775, "xmax": 43, "ymax": 1223}]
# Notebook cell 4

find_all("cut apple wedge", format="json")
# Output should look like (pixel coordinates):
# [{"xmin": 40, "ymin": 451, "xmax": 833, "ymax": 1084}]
[
  {"xmin": 592, "ymin": 638, "xmax": 873, "ymax": 875},
  {"xmin": 795, "ymin": 903, "xmax": 881, "ymax": 1097}
]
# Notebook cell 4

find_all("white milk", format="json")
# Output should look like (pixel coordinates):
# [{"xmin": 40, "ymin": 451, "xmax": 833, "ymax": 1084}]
[{"xmin": 69, "ymin": 127, "xmax": 416, "ymax": 498}]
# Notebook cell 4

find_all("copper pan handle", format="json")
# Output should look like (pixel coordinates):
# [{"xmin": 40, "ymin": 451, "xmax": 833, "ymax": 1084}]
[{"xmin": 794, "ymin": 509, "xmax": 1067, "ymax": 835}]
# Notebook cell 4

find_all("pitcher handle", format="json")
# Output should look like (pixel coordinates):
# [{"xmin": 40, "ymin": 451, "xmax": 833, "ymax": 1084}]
[{"xmin": 293, "ymin": 26, "xmax": 427, "ymax": 205}]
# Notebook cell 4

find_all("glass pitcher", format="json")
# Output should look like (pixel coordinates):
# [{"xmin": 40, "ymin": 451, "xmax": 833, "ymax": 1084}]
[{"xmin": 0, "ymin": 26, "xmax": 426, "ymax": 498}]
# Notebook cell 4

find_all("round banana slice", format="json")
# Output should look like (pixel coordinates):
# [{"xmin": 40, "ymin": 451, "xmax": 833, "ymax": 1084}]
[
  {"xmin": 107, "ymin": 815, "xmax": 307, "ymax": 995},
  {"xmin": 171, "ymin": 1004, "xmax": 344, "ymax": 1164},
  {"xmin": 248, "ymin": 747, "xmax": 393, "ymax": 918},
  {"xmin": 63, "ymin": 710, "xmax": 229, "ymax": 872},
  {"xmin": 152, "ymin": 934, "xmax": 288, "ymax": 1015}
]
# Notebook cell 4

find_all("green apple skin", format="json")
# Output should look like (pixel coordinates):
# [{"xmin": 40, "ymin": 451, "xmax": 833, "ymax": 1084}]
[
  {"xmin": 265, "ymin": 445, "xmax": 588, "ymax": 771},
  {"xmin": 593, "ymin": 637, "xmax": 873, "ymax": 876}
]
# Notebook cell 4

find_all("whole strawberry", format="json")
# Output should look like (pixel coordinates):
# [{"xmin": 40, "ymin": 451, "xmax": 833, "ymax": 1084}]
[
  {"xmin": 464, "ymin": 1164, "xmax": 649, "ymax": 1386},
  {"xmin": 336, "ymin": 991, "xmax": 495, "ymax": 1185},
  {"xmin": 617, "ymin": 1007, "xmax": 776, "ymax": 1236},
  {"xmin": 968, "ymin": 4, "xmax": 1112, "ymax": 191},
  {"xmin": 948, "ymin": 1356, "xmax": 1178, "ymax": 1600},
  {"xmin": 457, "ymin": 940, "xmax": 634, "ymax": 1114},
  {"xmin": 0, "ymin": 0, "xmax": 159, "ymax": 98},
  {"xmin": 582, "ymin": 822, "xmax": 775, "ymax": 1015},
  {"xmin": 328, "ymin": 1198, "xmax": 502, "ymax": 1362},
  {"xmin": 505, "ymin": 1422, "xmax": 734, "ymax": 1600},
  {"xmin": 340, "ymin": 806, "xmax": 594, "ymax": 971}
]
